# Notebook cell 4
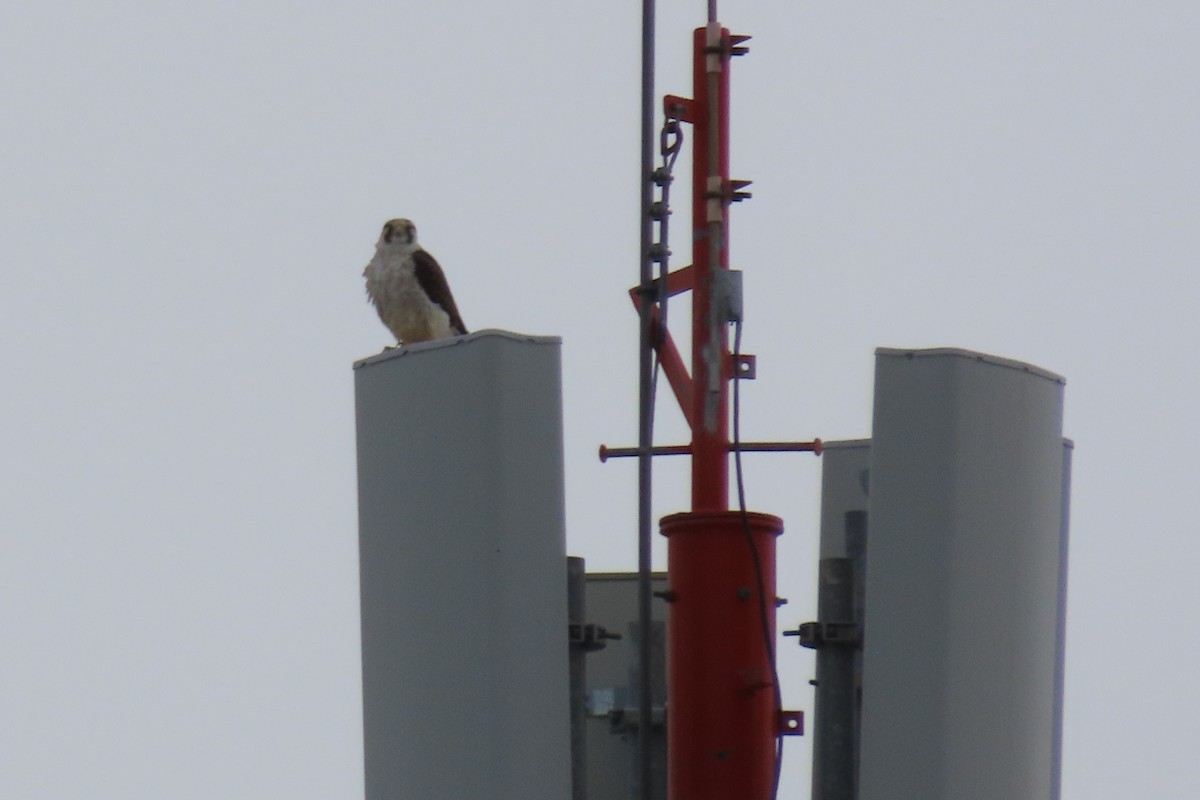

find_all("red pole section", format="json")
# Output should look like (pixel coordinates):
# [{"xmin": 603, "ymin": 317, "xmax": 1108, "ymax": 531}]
[
  {"xmin": 662, "ymin": 21, "xmax": 786, "ymax": 800},
  {"xmin": 662, "ymin": 511, "xmax": 783, "ymax": 800},
  {"xmin": 689, "ymin": 23, "xmax": 732, "ymax": 512}
]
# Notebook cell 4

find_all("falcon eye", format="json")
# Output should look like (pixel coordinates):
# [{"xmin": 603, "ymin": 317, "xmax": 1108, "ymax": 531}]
[{"xmin": 382, "ymin": 224, "xmax": 393, "ymax": 243}]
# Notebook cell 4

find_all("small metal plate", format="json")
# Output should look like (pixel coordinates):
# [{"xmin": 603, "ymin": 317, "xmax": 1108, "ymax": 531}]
[
  {"xmin": 735, "ymin": 353, "xmax": 757, "ymax": 380},
  {"xmin": 779, "ymin": 710, "xmax": 805, "ymax": 736}
]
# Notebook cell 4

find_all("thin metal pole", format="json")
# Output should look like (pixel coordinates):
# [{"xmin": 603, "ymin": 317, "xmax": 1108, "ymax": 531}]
[
  {"xmin": 845, "ymin": 508, "xmax": 868, "ymax": 797},
  {"xmin": 637, "ymin": 1, "xmax": 657, "ymax": 799},
  {"xmin": 810, "ymin": 557, "xmax": 856, "ymax": 800},
  {"xmin": 600, "ymin": 441, "xmax": 822, "ymax": 461},
  {"xmin": 567, "ymin": 557, "xmax": 587, "ymax": 800}
]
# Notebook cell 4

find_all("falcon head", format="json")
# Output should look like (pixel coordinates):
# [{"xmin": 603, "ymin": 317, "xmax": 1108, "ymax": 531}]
[{"xmin": 379, "ymin": 218, "xmax": 418, "ymax": 248}]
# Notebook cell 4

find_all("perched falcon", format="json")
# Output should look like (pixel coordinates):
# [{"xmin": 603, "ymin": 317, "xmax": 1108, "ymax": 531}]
[{"xmin": 363, "ymin": 218, "xmax": 468, "ymax": 345}]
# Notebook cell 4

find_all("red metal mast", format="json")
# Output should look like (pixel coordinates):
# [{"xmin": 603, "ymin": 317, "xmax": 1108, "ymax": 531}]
[
  {"xmin": 657, "ymin": 22, "xmax": 797, "ymax": 800},
  {"xmin": 662, "ymin": 26, "xmax": 786, "ymax": 800},
  {"xmin": 610, "ymin": 13, "xmax": 818, "ymax": 799},
  {"xmin": 688, "ymin": 21, "xmax": 732, "ymax": 512}
]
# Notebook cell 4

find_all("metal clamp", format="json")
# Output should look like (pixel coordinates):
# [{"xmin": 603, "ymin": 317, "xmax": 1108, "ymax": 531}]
[
  {"xmin": 569, "ymin": 623, "xmax": 622, "ymax": 653},
  {"xmin": 608, "ymin": 705, "xmax": 667, "ymax": 733},
  {"xmin": 784, "ymin": 620, "xmax": 862, "ymax": 649}
]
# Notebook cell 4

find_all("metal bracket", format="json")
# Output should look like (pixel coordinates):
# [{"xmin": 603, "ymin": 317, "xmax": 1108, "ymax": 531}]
[
  {"xmin": 728, "ymin": 178, "xmax": 753, "ymax": 202},
  {"xmin": 733, "ymin": 353, "xmax": 756, "ymax": 380},
  {"xmin": 784, "ymin": 621, "xmax": 862, "ymax": 649},
  {"xmin": 778, "ymin": 710, "xmax": 804, "ymax": 737},
  {"xmin": 663, "ymin": 95, "xmax": 695, "ymax": 123},
  {"xmin": 569, "ymin": 622, "xmax": 622, "ymax": 653}
]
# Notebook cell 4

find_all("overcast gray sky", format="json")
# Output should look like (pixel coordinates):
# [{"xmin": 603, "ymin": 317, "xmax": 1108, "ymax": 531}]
[{"xmin": 2, "ymin": 1, "xmax": 1197, "ymax": 797}]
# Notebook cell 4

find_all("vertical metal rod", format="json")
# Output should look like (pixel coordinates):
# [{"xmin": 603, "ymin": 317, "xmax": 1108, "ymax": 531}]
[
  {"xmin": 567, "ymin": 557, "xmax": 588, "ymax": 800},
  {"xmin": 811, "ymin": 557, "xmax": 856, "ymax": 800},
  {"xmin": 1051, "ymin": 444, "xmax": 1073, "ymax": 800},
  {"xmin": 637, "ymin": 1, "xmax": 657, "ymax": 799},
  {"xmin": 845, "ymin": 508, "xmax": 868, "ymax": 797}
]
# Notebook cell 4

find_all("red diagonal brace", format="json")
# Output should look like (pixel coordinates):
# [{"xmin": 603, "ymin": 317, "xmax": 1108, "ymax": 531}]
[{"xmin": 628, "ymin": 282, "xmax": 696, "ymax": 429}]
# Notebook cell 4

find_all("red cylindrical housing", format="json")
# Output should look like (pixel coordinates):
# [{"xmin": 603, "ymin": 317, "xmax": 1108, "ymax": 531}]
[{"xmin": 661, "ymin": 510, "xmax": 783, "ymax": 800}]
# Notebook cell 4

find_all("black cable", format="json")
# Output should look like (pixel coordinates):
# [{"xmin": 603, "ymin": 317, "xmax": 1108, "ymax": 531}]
[{"xmin": 732, "ymin": 318, "xmax": 784, "ymax": 800}]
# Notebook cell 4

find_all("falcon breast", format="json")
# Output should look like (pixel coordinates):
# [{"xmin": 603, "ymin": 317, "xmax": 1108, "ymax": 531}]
[{"xmin": 363, "ymin": 218, "xmax": 468, "ymax": 345}]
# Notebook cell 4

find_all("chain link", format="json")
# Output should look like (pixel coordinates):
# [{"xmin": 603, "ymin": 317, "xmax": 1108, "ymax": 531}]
[{"xmin": 650, "ymin": 117, "xmax": 684, "ymax": 344}]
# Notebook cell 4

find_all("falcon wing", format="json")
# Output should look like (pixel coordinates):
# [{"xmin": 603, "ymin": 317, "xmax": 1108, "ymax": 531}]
[{"xmin": 412, "ymin": 249, "xmax": 468, "ymax": 335}]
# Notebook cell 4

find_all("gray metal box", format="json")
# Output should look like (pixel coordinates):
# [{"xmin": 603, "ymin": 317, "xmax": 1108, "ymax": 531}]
[{"xmin": 582, "ymin": 572, "xmax": 669, "ymax": 800}]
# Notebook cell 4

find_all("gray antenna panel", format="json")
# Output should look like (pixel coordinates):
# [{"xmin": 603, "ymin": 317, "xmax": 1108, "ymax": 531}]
[
  {"xmin": 817, "ymin": 439, "xmax": 871, "ymax": 559},
  {"xmin": 859, "ymin": 348, "xmax": 1069, "ymax": 800},
  {"xmin": 354, "ymin": 331, "xmax": 571, "ymax": 800}
]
